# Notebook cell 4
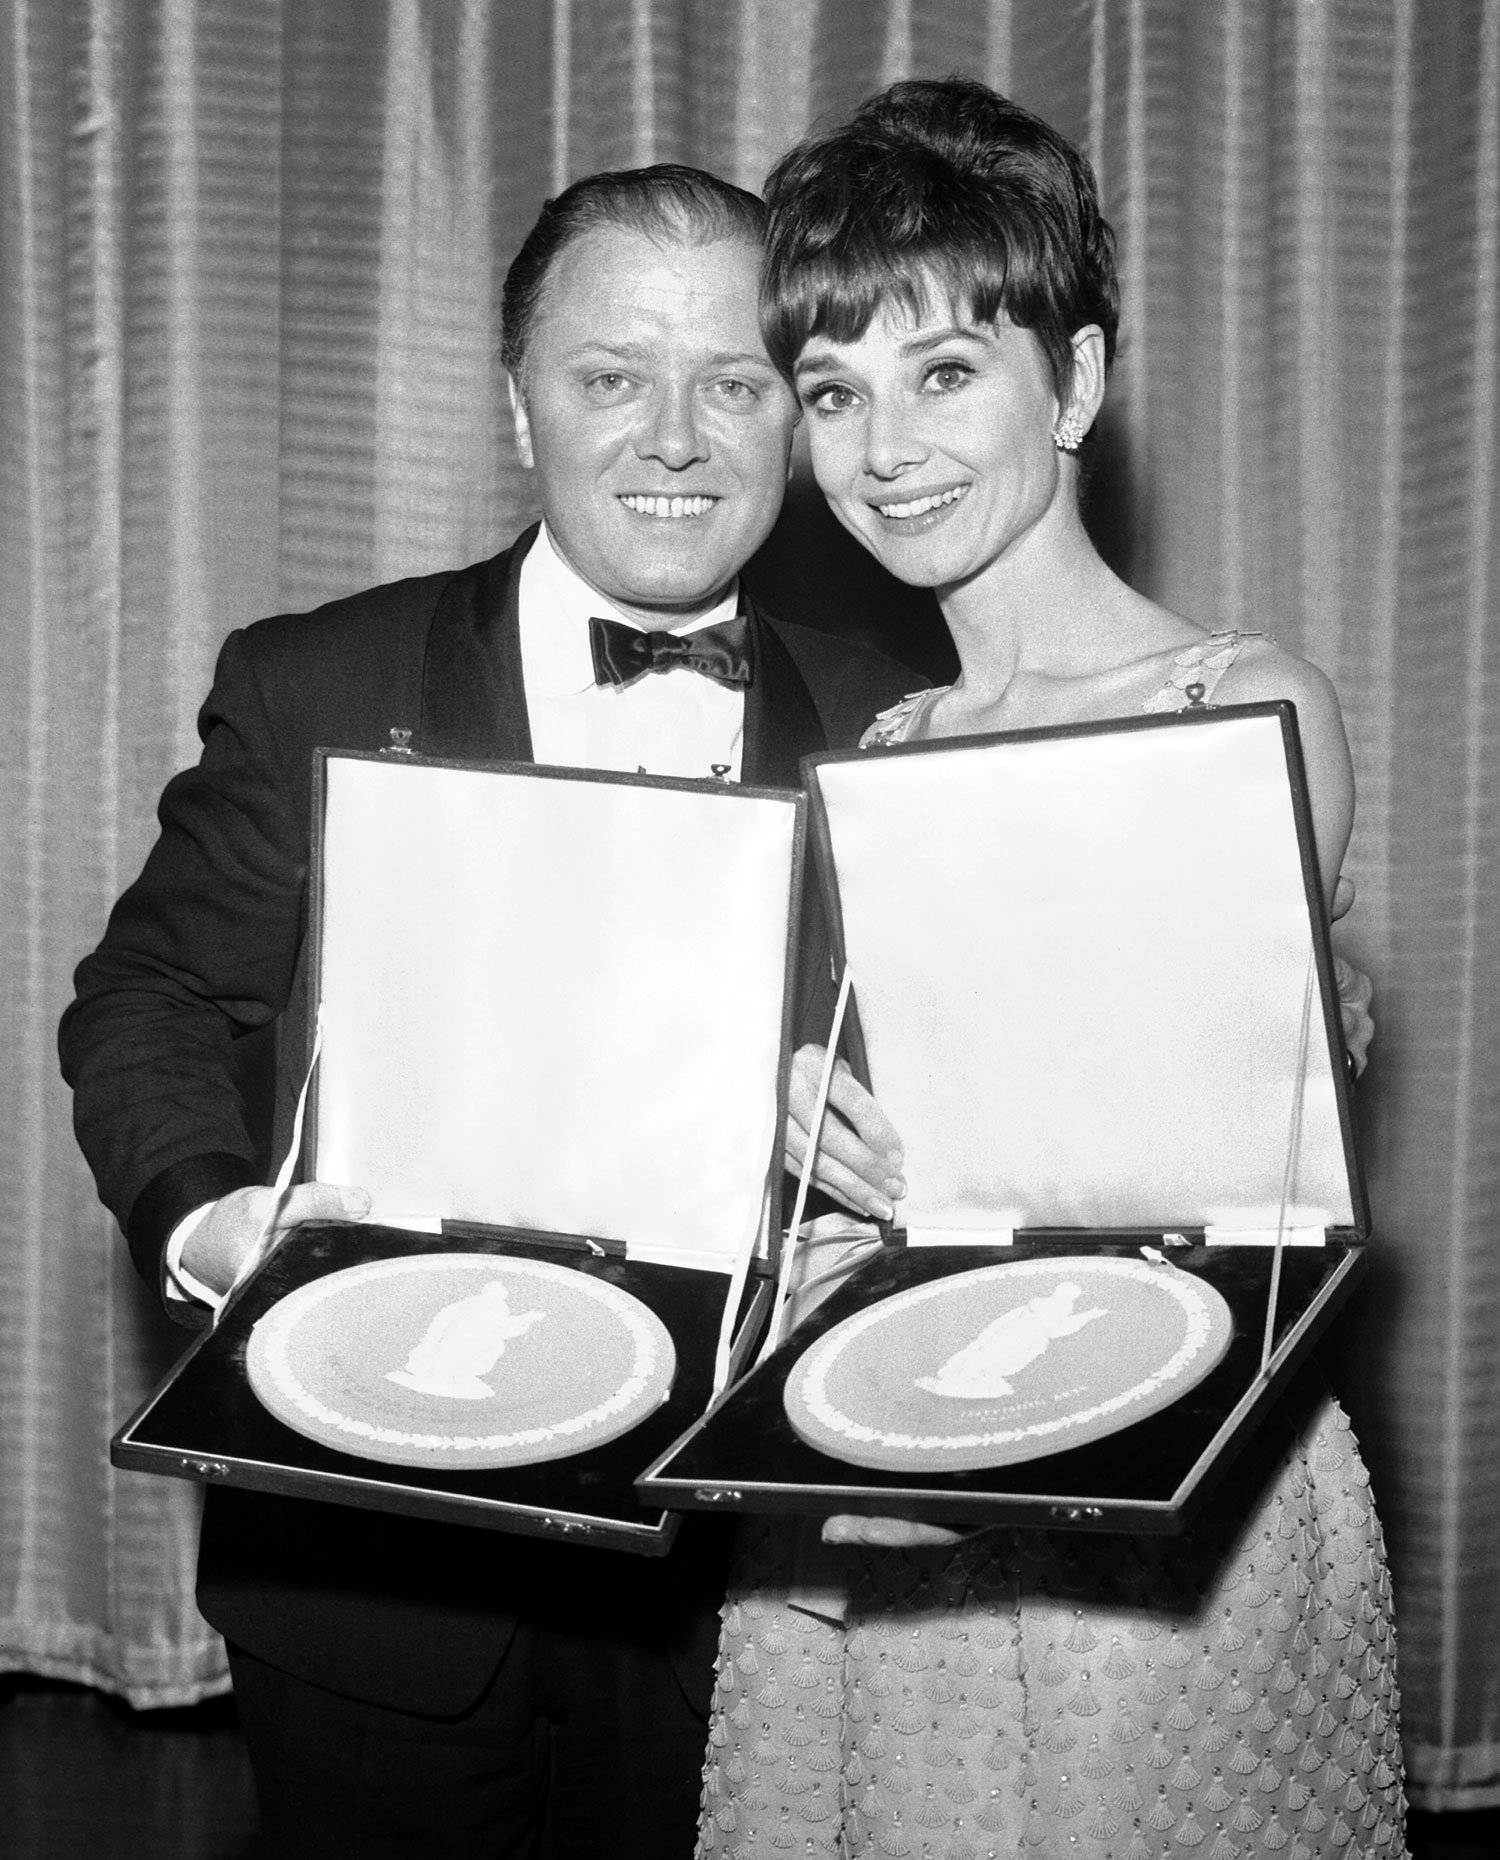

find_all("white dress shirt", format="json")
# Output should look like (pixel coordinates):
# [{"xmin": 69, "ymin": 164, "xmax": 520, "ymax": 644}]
[
  {"xmin": 167, "ymin": 522, "xmax": 748, "ymax": 1307},
  {"xmin": 519, "ymin": 522, "xmax": 745, "ymax": 781}
]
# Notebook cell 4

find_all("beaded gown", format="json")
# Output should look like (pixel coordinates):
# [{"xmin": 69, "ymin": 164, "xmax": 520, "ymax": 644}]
[{"xmin": 697, "ymin": 637, "xmax": 1407, "ymax": 1860}]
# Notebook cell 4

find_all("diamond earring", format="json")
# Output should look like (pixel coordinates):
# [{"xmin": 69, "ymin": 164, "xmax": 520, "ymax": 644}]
[{"xmin": 1053, "ymin": 411, "xmax": 1087, "ymax": 453}]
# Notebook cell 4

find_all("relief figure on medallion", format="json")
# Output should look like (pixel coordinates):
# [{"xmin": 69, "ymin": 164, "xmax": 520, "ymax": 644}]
[
  {"xmin": 386, "ymin": 1280, "xmax": 545, "ymax": 1400},
  {"xmin": 915, "ymin": 1281, "xmax": 1107, "ymax": 1399}
]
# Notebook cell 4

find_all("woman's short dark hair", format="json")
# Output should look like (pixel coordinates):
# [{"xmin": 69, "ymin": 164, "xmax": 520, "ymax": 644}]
[
  {"xmin": 501, "ymin": 164, "xmax": 765, "ymax": 380},
  {"xmin": 761, "ymin": 78, "xmax": 1119, "ymax": 400}
]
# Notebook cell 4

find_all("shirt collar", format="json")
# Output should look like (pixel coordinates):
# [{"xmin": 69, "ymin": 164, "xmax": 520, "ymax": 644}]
[{"xmin": 519, "ymin": 522, "xmax": 741, "ymax": 697}]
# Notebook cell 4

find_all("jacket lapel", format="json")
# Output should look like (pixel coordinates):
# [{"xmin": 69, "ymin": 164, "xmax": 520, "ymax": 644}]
[
  {"xmin": 742, "ymin": 596, "xmax": 827, "ymax": 788},
  {"xmin": 418, "ymin": 526, "xmax": 537, "ymax": 762}
]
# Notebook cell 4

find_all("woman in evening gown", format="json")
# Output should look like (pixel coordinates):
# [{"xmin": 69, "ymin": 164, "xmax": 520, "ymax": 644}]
[{"xmin": 698, "ymin": 79, "xmax": 1403, "ymax": 1860}]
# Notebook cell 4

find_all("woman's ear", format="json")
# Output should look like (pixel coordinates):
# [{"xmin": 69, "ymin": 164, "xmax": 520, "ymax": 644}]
[{"xmin": 1056, "ymin": 325, "xmax": 1107, "ymax": 445}]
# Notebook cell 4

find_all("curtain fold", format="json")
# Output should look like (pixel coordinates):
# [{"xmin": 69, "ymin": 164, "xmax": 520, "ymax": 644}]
[{"xmin": 1, "ymin": 0, "xmax": 1496, "ymax": 1807}]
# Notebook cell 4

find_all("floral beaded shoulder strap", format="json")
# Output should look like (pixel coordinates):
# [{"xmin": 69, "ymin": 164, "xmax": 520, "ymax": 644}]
[
  {"xmin": 1140, "ymin": 630, "xmax": 1267, "ymax": 713},
  {"xmin": 860, "ymin": 687, "xmax": 944, "ymax": 748},
  {"xmin": 863, "ymin": 635, "xmax": 1266, "ymax": 742}
]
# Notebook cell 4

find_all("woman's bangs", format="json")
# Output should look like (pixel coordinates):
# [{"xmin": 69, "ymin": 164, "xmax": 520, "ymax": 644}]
[{"xmin": 770, "ymin": 233, "xmax": 1013, "ymax": 368}]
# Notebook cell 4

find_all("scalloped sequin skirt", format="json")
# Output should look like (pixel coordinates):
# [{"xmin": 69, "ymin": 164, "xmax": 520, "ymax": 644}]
[{"xmin": 697, "ymin": 1376, "xmax": 1407, "ymax": 1860}]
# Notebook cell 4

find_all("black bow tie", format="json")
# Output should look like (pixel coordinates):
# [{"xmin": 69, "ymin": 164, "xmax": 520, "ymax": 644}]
[{"xmin": 588, "ymin": 613, "xmax": 754, "ymax": 691}]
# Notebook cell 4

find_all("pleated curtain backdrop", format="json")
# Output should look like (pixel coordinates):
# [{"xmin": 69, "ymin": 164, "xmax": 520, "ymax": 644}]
[{"xmin": 1, "ymin": 0, "xmax": 1496, "ymax": 1809}]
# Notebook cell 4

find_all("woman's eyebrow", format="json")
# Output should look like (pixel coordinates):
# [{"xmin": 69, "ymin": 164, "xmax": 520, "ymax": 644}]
[
  {"xmin": 794, "ymin": 325, "xmax": 986, "ymax": 376},
  {"xmin": 899, "ymin": 324, "xmax": 986, "ymax": 355}
]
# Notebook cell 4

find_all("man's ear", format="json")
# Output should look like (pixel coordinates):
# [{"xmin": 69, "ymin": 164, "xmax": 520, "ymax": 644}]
[
  {"xmin": 507, "ymin": 373, "xmax": 535, "ymax": 470},
  {"xmin": 1060, "ymin": 325, "xmax": 1107, "ymax": 437}
]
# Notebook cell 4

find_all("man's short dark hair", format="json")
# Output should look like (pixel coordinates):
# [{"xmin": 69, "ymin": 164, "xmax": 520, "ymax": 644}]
[
  {"xmin": 501, "ymin": 164, "xmax": 766, "ymax": 380},
  {"xmin": 761, "ymin": 77, "xmax": 1119, "ymax": 400}
]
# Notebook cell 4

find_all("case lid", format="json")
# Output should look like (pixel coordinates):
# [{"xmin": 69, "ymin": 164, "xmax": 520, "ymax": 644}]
[
  {"xmin": 805, "ymin": 705, "xmax": 1365, "ymax": 1242},
  {"xmin": 309, "ymin": 754, "xmax": 802, "ymax": 1273}
]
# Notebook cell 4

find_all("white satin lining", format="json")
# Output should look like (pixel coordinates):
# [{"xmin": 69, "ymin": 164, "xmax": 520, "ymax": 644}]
[
  {"xmin": 816, "ymin": 715, "xmax": 1352, "ymax": 1236},
  {"xmin": 312, "ymin": 759, "xmax": 795, "ymax": 1273}
]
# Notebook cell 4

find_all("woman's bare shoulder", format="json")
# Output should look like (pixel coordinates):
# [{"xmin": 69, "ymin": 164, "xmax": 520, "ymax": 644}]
[
  {"xmin": 1220, "ymin": 632, "xmax": 1339, "ymax": 691},
  {"xmin": 1212, "ymin": 632, "xmax": 1341, "ymax": 711},
  {"xmin": 1212, "ymin": 634, "xmax": 1354, "ymax": 888}
]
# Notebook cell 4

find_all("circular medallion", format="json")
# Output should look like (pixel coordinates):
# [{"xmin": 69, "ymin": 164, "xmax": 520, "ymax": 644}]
[
  {"xmin": 784, "ymin": 1255, "xmax": 1233, "ymax": 1472},
  {"xmin": 246, "ymin": 1253, "xmax": 676, "ymax": 1469}
]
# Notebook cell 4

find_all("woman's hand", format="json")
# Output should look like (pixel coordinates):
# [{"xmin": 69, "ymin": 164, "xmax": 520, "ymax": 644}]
[
  {"xmin": 821, "ymin": 1514, "xmax": 972, "ymax": 1548},
  {"xmin": 785, "ymin": 1044, "xmax": 906, "ymax": 1220},
  {"xmin": 1333, "ymin": 956, "xmax": 1375, "ymax": 1076}
]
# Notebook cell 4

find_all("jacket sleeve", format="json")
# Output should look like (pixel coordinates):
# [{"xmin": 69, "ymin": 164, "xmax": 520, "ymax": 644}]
[{"xmin": 59, "ymin": 627, "xmax": 313, "ymax": 1292}]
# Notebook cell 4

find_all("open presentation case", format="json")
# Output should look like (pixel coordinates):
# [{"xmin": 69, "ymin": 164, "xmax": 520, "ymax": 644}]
[
  {"xmin": 639, "ymin": 702, "xmax": 1370, "ymax": 1534},
  {"xmin": 112, "ymin": 750, "xmax": 805, "ymax": 1553}
]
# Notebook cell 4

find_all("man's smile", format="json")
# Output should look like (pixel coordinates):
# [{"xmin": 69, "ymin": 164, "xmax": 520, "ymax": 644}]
[{"xmin": 617, "ymin": 493, "xmax": 721, "ymax": 519}]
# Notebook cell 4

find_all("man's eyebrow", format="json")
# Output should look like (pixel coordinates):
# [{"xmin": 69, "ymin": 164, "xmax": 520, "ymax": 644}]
[
  {"xmin": 560, "ymin": 341, "xmax": 653, "ymax": 364},
  {"xmin": 560, "ymin": 343, "xmax": 777, "ymax": 371}
]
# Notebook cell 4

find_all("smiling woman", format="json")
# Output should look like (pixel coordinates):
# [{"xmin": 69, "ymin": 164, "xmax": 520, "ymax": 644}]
[
  {"xmin": 757, "ymin": 95, "xmax": 1349, "ymax": 892},
  {"xmin": 698, "ymin": 78, "xmax": 1406, "ymax": 1860}
]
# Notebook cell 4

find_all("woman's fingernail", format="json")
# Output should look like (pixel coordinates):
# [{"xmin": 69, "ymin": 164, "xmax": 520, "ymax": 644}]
[
  {"xmin": 885, "ymin": 1176, "xmax": 906, "ymax": 1198},
  {"xmin": 869, "ymin": 1196, "xmax": 895, "ymax": 1222},
  {"xmin": 886, "ymin": 1149, "xmax": 904, "ymax": 1167}
]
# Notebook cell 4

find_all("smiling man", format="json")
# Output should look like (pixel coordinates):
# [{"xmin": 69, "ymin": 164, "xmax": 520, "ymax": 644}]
[{"xmin": 59, "ymin": 166, "xmax": 914, "ymax": 1859}]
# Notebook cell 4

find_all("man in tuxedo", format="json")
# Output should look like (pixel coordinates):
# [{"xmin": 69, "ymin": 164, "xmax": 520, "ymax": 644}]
[{"xmin": 59, "ymin": 165, "xmax": 913, "ymax": 1858}]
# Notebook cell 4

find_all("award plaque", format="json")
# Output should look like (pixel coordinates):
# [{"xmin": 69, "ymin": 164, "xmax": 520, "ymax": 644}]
[
  {"xmin": 113, "ymin": 754, "xmax": 804, "ymax": 1552},
  {"xmin": 640, "ymin": 704, "xmax": 1370, "ymax": 1532}
]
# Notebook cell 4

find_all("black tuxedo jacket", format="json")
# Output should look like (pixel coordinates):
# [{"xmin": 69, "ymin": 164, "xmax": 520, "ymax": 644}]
[{"xmin": 60, "ymin": 527, "xmax": 917, "ymax": 1714}]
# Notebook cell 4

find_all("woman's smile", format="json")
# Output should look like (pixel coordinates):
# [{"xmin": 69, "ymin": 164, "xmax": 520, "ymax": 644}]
[{"xmin": 869, "ymin": 480, "xmax": 972, "ymax": 528}]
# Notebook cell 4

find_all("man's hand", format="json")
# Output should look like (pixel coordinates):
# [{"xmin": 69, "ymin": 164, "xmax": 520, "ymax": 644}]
[
  {"xmin": 181, "ymin": 1182, "xmax": 371, "ymax": 1298},
  {"xmin": 785, "ymin": 1044, "xmax": 906, "ymax": 1220}
]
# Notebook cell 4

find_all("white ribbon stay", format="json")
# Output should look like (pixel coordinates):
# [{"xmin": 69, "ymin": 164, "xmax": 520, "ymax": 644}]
[
  {"xmin": 1258, "ymin": 948, "xmax": 1316, "ymax": 1376},
  {"xmin": 757, "ymin": 967, "xmax": 855, "ymax": 1365}
]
